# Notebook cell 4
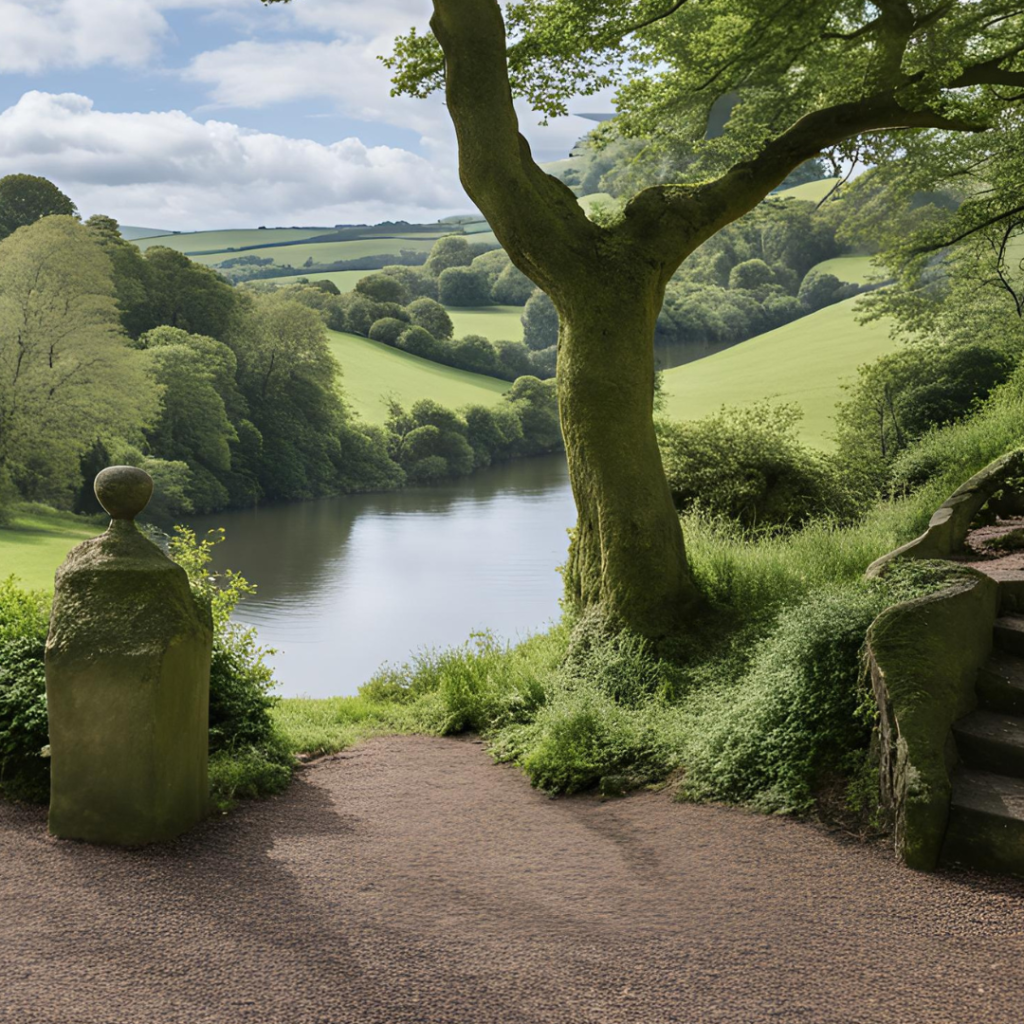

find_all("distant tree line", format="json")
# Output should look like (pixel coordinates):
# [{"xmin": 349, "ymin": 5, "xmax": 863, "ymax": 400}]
[{"xmin": 0, "ymin": 176, "xmax": 564, "ymax": 528}]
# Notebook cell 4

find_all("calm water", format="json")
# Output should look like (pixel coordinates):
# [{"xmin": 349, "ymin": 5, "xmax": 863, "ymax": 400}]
[{"xmin": 190, "ymin": 455, "xmax": 575, "ymax": 698}]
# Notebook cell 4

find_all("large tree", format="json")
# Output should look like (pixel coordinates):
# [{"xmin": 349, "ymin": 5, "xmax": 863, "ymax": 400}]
[
  {"xmin": 267, "ymin": 0, "xmax": 1024, "ymax": 639},
  {"xmin": 0, "ymin": 174, "xmax": 76, "ymax": 242},
  {"xmin": 0, "ymin": 217, "xmax": 157, "ymax": 504}
]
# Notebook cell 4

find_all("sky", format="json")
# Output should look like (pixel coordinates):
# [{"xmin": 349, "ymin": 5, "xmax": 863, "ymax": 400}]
[{"xmin": 0, "ymin": 0, "xmax": 610, "ymax": 230}]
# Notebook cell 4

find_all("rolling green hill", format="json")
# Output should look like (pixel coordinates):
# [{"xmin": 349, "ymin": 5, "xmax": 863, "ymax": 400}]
[
  {"xmin": 135, "ymin": 227, "xmax": 332, "ymax": 253},
  {"xmin": 191, "ymin": 236, "xmax": 439, "ymax": 269},
  {"xmin": 775, "ymin": 178, "xmax": 842, "ymax": 204},
  {"xmin": 326, "ymin": 329, "xmax": 510, "ymax": 424},
  {"xmin": 120, "ymin": 225, "xmax": 172, "ymax": 241},
  {"xmin": 806, "ymin": 255, "xmax": 887, "ymax": 285},
  {"xmin": 660, "ymin": 295, "xmax": 895, "ymax": 448}
]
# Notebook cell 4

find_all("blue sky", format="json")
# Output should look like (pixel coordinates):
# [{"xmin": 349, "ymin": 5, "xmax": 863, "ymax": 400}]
[{"xmin": 0, "ymin": 0, "xmax": 606, "ymax": 229}]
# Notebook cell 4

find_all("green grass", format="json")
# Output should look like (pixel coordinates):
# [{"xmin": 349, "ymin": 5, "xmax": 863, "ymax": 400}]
[
  {"xmin": 661, "ymin": 295, "xmax": 896, "ymax": 448},
  {"xmin": 447, "ymin": 305, "xmax": 525, "ymax": 342},
  {"xmin": 250, "ymin": 270, "xmax": 369, "ymax": 293},
  {"xmin": 327, "ymin": 329, "xmax": 510, "ymax": 424},
  {"xmin": 192, "ymin": 237, "xmax": 438, "ymax": 269},
  {"xmin": 775, "ymin": 178, "xmax": 842, "ymax": 204},
  {"xmin": 135, "ymin": 227, "xmax": 331, "ymax": 253},
  {"xmin": 577, "ymin": 192, "xmax": 616, "ymax": 214},
  {"xmin": 0, "ymin": 506, "xmax": 103, "ymax": 591},
  {"xmin": 806, "ymin": 255, "xmax": 888, "ymax": 286}
]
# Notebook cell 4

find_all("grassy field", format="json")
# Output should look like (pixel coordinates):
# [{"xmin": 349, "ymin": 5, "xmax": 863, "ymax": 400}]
[
  {"xmin": 191, "ymin": 237, "xmax": 438, "ymax": 268},
  {"xmin": 135, "ymin": 227, "xmax": 332, "ymax": 253},
  {"xmin": 661, "ymin": 295, "xmax": 896, "ymax": 448},
  {"xmin": 253, "ymin": 270, "xmax": 370, "ymax": 293},
  {"xmin": 806, "ymin": 255, "xmax": 887, "ymax": 285},
  {"xmin": 776, "ymin": 178, "xmax": 842, "ymax": 204},
  {"xmin": 327, "ymin": 329, "xmax": 510, "ymax": 424},
  {"xmin": 0, "ymin": 507, "xmax": 103, "ymax": 591},
  {"xmin": 447, "ymin": 306, "xmax": 525, "ymax": 342}
]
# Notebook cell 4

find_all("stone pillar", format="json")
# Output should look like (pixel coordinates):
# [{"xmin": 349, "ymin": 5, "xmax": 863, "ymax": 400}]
[{"xmin": 45, "ymin": 466, "xmax": 213, "ymax": 845}]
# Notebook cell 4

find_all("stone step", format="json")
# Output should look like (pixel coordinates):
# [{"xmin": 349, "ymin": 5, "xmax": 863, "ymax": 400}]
[
  {"xmin": 952, "ymin": 710, "xmax": 1024, "ymax": 778},
  {"xmin": 977, "ymin": 651, "xmax": 1024, "ymax": 715},
  {"xmin": 993, "ymin": 616, "xmax": 1024, "ymax": 657},
  {"xmin": 994, "ymin": 572, "xmax": 1024, "ymax": 615},
  {"xmin": 942, "ymin": 769, "xmax": 1024, "ymax": 876}
]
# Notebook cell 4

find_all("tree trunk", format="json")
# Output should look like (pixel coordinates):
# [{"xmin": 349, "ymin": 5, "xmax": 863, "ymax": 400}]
[{"xmin": 556, "ymin": 275, "xmax": 701, "ymax": 638}]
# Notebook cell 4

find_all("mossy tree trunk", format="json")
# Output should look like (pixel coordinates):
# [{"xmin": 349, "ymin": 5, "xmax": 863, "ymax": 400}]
[
  {"xmin": 429, "ymin": 0, "xmax": 984, "ymax": 640},
  {"xmin": 557, "ymin": 271, "xmax": 698, "ymax": 635}
]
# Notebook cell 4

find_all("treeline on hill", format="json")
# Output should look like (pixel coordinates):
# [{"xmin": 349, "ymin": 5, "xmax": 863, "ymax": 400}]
[{"xmin": 0, "ymin": 176, "xmax": 562, "ymax": 527}]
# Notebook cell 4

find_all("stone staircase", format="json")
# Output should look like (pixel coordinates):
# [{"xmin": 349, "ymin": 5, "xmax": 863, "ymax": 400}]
[{"xmin": 943, "ymin": 613, "xmax": 1024, "ymax": 874}]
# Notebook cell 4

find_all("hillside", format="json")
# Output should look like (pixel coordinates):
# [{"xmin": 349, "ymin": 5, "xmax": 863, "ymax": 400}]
[
  {"xmin": 0, "ymin": 507, "xmax": 102, "ymax": 591},
  {"xmin": 447, "ymin": 307, "xmax": 525, "ymax": 343},
  {"xmin": 776, "ymin": 178, "xmax": 842, "ymax": 204},
  {"xmin": 660, "ymin": 295, "xmax": 895, "ymax": 448},
  {"xmin": 806, "ymin": 255, "xmax": 887, "ymax": 286},
  {"xmin": 326, "ymin": 329, "xmax": 510, "ymax": 424}
]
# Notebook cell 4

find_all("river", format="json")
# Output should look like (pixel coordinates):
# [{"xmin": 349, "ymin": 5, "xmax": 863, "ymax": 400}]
[{"xmin": 190, "ymin": 454, "xmax": 575, "ymax": 699}]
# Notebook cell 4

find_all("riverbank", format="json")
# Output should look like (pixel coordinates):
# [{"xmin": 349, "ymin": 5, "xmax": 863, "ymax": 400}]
[
  {"xmin": 4, "ymin": 732, "xmax": 1022, "ymax": 1024},
  {"xmin": 0, "ymin": 505, "xmax": 104, "ymax": 590}
]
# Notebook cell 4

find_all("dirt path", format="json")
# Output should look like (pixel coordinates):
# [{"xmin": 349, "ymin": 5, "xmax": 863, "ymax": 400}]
[{"xmin": 4, "ymin": 735, "xmax": 1024, "ymax": 1024}]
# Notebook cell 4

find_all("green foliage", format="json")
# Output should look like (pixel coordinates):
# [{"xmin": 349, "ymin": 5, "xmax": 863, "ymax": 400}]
[
  {"xmin": 438, "ymin": 265, "xmax": 493, "ymax": 306},
  {"xmin": 407, "ymin": 297, "xmax": 454, "ymax": 339},
  {"xmin": 356, "ymin": 273, "xmax": 407, "ymax": 305},
  {"xmin": 368, "ymin": 317, "xmax": 409, "ymax": 347},
  {"xmin": 657, "ymin": 403, "xmax": 845, "ymax": 530},
  {"xmin": 0, "ymin": 174, "xmax": 75, "ymax": 241},
  {"xmin": 168, "ymin": 527, "xmax": 290, "ymax": 806},
  {"xmin": 426, "ymin": 235, "xmax": 475, "ymax": 276},
  {"xmin": 491, "ymin": 263, "xmax": 536, "ymax": 305},
  {"xmin": 0, "ymin": 580, "xmax": 50, "ymax": 801},
  {"xmin": 521, "ymin": 290, "xmax": 559, "ymax": 351},
  {"xmin": 0, "ymin": 216, "xmax": 159, "ymax": 507}
]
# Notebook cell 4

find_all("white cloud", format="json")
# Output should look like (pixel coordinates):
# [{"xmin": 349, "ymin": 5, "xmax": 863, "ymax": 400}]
[
  {"xmin": 0, "ymin": 0, "xmax": 171, "ymax": 72},
  {"xmin": 185, "ymin": 37, "xmax": 612, "ymax": 163},
  {"xmin": 0, "ymin": 91, "xmax": 467, "ymax": 230}
]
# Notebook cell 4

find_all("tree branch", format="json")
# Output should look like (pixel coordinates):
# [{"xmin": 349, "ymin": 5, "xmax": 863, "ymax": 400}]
[
  {"xmin": 430, "ymin": 0, "xmax": 595, "ymax": 294},
  {"xmin": 623, "ymin": 94, "xmax": 986, "ymax": 274}
]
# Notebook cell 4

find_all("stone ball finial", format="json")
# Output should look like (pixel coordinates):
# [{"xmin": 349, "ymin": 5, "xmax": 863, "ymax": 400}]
[{"xmin": 94, "ymin": 466, "xmax": 153, "ymax": 521}]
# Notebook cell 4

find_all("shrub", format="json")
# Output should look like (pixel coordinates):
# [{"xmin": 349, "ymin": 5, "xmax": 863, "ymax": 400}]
[
  {"xmin": 0, "ymin": 581, "xmax": 50, "ymax": 801},
  {"xmin": 397, "ymin": 325, "xmax": 443, "ymax": 360},
  {"xmin": 798, "ymin": 272, "xmax": 858, "ymax": 312},
  {"xmin": 406, "ymin": 296, "xmax": 454, "ymax": 340},
  {"xmin": 355, "ymin": 273, "xmax": 408, "ymax": 305},
  {"xmin": 368, "ymin": 317, "xmax": 408, "ymax": 347},
  {"xmin": 491, "ymin": 263, "xmax": 535, "ymax": 305},
  {"xmin": 169, "ymin": 528, "xmax": 291, "ymax": 806},
  {"xmin": 438, "ymin": 265, "xmax": 492, "ymax": 306},
  {"xmin": 449, "ymin": 334, "xmax": 498, "ymax": 375},
  {"xmin": 657, "ymin": 403, "xmax": 845, "ymax": 529},
  {"xmin": 521, "ymin": 289, "xmax": 559, "ymax": 350},
  {"xmin": 426, "ymin": 235, "xmax": 474, "ymax": 276}
]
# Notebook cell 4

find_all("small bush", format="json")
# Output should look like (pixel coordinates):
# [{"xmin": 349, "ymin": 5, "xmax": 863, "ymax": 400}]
[
  {"xmin": 0, "ymin": 580, "xmax": 50, "ymax": 801},
  {"xmin": 657, "ymin": 403, "xmax": 846, "ymax": 530}
]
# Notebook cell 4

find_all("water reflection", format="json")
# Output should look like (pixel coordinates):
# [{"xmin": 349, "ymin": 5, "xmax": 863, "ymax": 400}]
[{"xmin": 190, "ymin": 455, "xmax": 575, "ymax": 699}]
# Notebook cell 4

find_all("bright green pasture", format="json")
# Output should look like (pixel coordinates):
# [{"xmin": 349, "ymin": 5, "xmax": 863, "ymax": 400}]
[
  {"xmin": 192, "ymin": 237, "xmax": 438, "ymax": 268},
  {"xmin": 0, "ymin": 507, "xmax": 103, "ymax": 591},
  {"xmin": 447, "ymin": 306, "xmax": 525, "ymax": 343},
  {"xmin": 577, "ymin": 192, "xmax": 616, "ymax": 214},
  {"xmin": 135, "ymin": 228, "xmax": 331, "ymax": 254},
  {"xmin": 775, "ymin": 178, "xmax": 842, "ymax": 204},
  {"xmin": 266, "ymin": 270, "xmax": 368, "ymax": 293},
  {"xmin": 327, "ymin": 330, "xmax": 509, "ymax": 424},
  {"xmin": 661, "ymin": 295, "xmax": 896, "ymax": 448},
  {"xmin": 805, "ymin": 255, "xmax": 887, "ymax": 285}
]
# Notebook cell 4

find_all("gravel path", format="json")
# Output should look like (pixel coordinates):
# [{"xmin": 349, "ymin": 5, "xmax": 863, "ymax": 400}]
[{"xmin": 4, "ymin": 734, "xmax": 1024, "ymax": 1024}]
